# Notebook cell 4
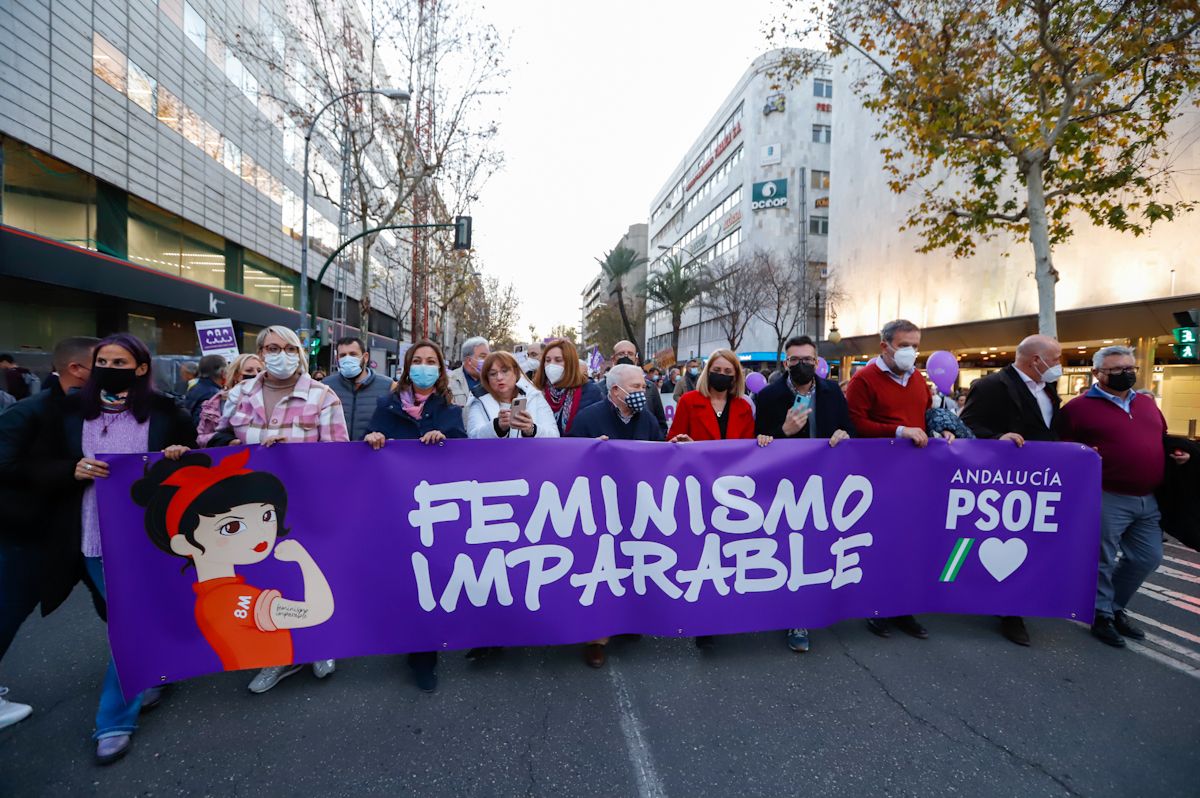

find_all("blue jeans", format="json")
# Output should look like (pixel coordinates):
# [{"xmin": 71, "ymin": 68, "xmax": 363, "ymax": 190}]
[
  {"xmin": 1096, "ymin": 492, "xmax": 1163, "ymax": 618},
  {"xmin": 84, "ymin": 557, "xmax": 144, "ymax": 739}
]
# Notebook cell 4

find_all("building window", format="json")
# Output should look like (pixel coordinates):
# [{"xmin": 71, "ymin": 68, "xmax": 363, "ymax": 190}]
[
  {"xmin": 814, "ymin": 78, "xmax": 832, "ymax": 98},
  {"xmin": 1, "ymin": 139, "xmax": 97, "ymax": 249},
  {"xmin": 183, "ymin": 2, "xmax": 206, "ymax": 51},
  {"xmin": 128, "ymin": 197, "xmax": 225, "ymax": 289},
  {"xmin": 157, "ymin": 85, "xmax": 182, "ymax": 132},
  {"xmin": 244, "ymin": 251, "xmax": 297, "ymax": 309},
  {"xmin": 127, "ymin": 60, "xmax": 157, "ymax": 115},
  {"xmin": 222, "ymin": 139, "xmax": 242, "ymax": 174},
  {"xmin": 811, "ymin": 170, "xmax": 830, "ymax": 190},
  {"xmin": 92, "ymin": 34, "xmax": 127, "ymax": 93},
  {"xmin": 812, "ymin": 124, "xmax": 832, "ymax": 144},
  {"xmin": 809, "ymin": 216, "xmax": 829, "ymax": 236}
]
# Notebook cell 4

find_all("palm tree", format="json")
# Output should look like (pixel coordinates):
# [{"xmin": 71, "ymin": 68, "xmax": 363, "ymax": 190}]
[
  {"xmin": 597, "ymin": 246, "xmax": 647, "ymax": 349},
  {"xmin": 642, "ymin": 254, "xmax": 709, "ymax": 360}
]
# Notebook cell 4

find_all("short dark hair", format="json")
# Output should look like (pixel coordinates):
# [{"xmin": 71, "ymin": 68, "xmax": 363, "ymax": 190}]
[
  {"xmin": 198, "ymin": 354, "xmax": 226, "ymax": 379},
  {"xmin": 336, "ymin": 336, "xmax": 365, "ymax": 354},
  {"xmin": 0, "ymin": 353, "xmax": 14, "ymax": 364},
  {"xmin": 52, "ymin": 337, "xmax": 100, "ymax": 373},
  {"xmin": 784, "ymin": 335, "xmax": 817, "ymax": 353}
]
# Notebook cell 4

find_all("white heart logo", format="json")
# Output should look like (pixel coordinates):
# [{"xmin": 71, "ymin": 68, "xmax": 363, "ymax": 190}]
[{"xmin": 978, "ymin": 538, "xmax": 1028, "ymax": 582}]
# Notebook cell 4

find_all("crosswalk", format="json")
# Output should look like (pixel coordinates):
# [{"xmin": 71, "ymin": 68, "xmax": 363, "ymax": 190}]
[{"xmin": 1126, "ymin": 539, "xmax": 1200, "ymax": 679}]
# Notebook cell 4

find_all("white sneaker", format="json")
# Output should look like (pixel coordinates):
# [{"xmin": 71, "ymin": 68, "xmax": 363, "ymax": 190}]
[
  {"xmin": 248, "ymin": 664, "xmax": 304, "ymax": 694},
  {"xmin": 0, "ymin": 687, "xmax": 33, "ymax": 730},
  {"xmin": 311, "ymin": 659, "xmax": 336, "ymax": 679}
]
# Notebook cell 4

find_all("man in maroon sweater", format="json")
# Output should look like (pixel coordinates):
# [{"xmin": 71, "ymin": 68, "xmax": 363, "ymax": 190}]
[
  {"xmin": 846, "ymin": 319, "xmax": 954, "ymax": 640},
  {"xmin": 1058, "ymin": 345, "xmax": 1190, "ymax": 647}
]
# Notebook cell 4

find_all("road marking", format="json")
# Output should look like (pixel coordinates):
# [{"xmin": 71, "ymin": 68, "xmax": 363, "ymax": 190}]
[
  {"xmin": 1137, "ymin": 585, "xmax": 1200, "ymax": 617},
  {"xmin": 1127, "ymin": 612, "xmax": 1200, "ymax": 646},
  {"xmin": 1163, "ymin": 555, "xmax": 1200, "ymax": 573},
  {"xmin": 1142, "ymin": 633, "xmax": 1200, "ymax": 665},
  {"xmin": 1142, "ymin": 582, "xmax": 1200, "ymax": 607},
  {"xmin": 609, "ymin": 664, "xmax": 667, "ymax": 798},
  {"xmin": 1165, "ymin": 542, "xmax": 1198, "ymax": 556},
  {"xmin": 1156, "ymin": 566, "xmax": 1200, "ymax": 586},
  {"xmin": 1126, "ymin": 640, "xmax": 1200, "ymax": 681}
]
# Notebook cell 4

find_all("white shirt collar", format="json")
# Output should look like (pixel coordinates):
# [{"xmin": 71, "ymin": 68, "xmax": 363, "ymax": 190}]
[{"xmin": 1015, "ymin": 366, "xmax": 1045, "ymax": 392}]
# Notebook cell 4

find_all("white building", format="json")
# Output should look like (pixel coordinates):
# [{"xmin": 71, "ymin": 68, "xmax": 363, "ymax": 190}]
[
  {"xmin": 644, "ymin": 49, "xmax": 834, "ymax": 366},
  {"xmin": 827, "ymin": 56, "xmax": 1200, "ymax": 434},
  {"xmin": 581, "ymin": 222, "xmax": 648, "ymax": 350}
]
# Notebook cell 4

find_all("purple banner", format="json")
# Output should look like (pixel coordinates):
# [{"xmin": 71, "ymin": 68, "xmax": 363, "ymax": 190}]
[{"xmin": 96, "ymin": 439, "xmax": 1100, "ymax": 697}]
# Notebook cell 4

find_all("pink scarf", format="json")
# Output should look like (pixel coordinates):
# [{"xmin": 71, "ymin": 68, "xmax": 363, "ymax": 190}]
[{"xmin": 400, "ymin": 388, "xmax": 430, "ymax": 419}]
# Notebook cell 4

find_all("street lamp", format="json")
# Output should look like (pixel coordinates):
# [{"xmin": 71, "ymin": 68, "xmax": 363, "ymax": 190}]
[{"xmin": 298, "ymin": 87, "xmax": 411, "ymax": 343}]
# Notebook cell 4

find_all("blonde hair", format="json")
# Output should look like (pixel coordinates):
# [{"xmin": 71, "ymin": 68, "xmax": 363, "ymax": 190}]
[
  {"xmin": 224, "ymin": 353, "xmax": 263, "ymax": 387},
  {"xmin": 696, "ymin": 348, "xmax": 745, "ymax": 398},
  {"xmin": 255, "ymin": 325, "xmax": 307, "ymax": 373}
]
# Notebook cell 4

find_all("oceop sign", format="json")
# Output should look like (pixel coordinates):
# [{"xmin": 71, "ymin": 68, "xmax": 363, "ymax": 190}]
[{"xmin": 751, "ymin": 179, "xmax": 788, "ymax": 210}]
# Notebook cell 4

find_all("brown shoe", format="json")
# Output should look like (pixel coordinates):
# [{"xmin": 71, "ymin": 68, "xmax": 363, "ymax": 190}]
[{"xmin": 583, "ymin": 643, "xmax": 606, "ymax": 668}]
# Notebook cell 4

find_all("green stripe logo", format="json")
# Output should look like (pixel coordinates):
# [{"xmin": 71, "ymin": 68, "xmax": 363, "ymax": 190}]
[{"xmin": 940, "ymin": 538, "xmax": 975, "ymax": 583}]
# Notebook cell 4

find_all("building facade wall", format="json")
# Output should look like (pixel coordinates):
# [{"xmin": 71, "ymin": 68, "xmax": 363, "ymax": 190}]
[{"xmin": 644, "ymin": 49, "xmax": 833, "ymax": 364}]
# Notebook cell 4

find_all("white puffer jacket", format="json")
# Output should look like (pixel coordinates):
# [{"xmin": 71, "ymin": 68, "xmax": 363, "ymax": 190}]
[{"xmin": 465, "ymin": 381, "xmax": 560, "ymax": 439}]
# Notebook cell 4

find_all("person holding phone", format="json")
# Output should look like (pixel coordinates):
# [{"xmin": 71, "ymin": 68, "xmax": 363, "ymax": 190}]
[
  {"xmin": 753, "ymin": 335, "xmax": 853, "ymax": 654},
  {"xmin": 465, "ymin": 352, "xmax": 558, "ymax": 440}
]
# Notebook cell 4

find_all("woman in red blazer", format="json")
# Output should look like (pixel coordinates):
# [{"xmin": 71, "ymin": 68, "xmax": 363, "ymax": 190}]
[
  {"xmin": 667, "ymin": 348, "xmax": 771, "ymax": 444},
  {"xmin": 667, "ymin": 348, "xmax": 772, "ymax": 650}
]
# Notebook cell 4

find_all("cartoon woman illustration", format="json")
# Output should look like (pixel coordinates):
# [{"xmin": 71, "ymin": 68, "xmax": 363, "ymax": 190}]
[{"xmin": 132, "ymin": 449, "xmax": 334, "ymax": 671}]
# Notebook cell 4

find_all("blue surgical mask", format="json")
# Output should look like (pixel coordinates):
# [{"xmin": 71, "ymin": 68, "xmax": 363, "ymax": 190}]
[
  {"xmin": 338, "ymin": 355, "xmax": 363, "ymax": 380},
  {"xmin": 689, "ymin": 367, "xmax": 699, "ymax": 377},
  {"xmin": 409, "ymin": 364, "xmax": 440, "ymax": 389}
]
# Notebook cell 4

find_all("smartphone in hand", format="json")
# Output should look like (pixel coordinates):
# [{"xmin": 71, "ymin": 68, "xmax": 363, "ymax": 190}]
[
  {"xmin": 792, "ymin": 392, "xmax": 813, "ymax": 413},
  {"xmin": 511, "ymin": 396, "xmax": 528, "ymax": 415}
]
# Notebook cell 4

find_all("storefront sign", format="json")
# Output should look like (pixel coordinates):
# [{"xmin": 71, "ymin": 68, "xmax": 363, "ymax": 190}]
[
  {"xmin": 96, "ymin": 439, "xmax": 1100, "ymax": 697},
  {"xmin": 760, "ymin": 143, "xmax": 782, "ymax": 166},
  {"xmin": 722, "ymin": 210, "xmax": 743, "ymax": 231},
  {"xmin": 195, "ymin": 318, "xmax": 240, "ymax": 360},
  {"xmin": 816, "ymin": 102, "xmax": 832, "ymax": 112},
  {"xmin": 751, "ymin": 179, "xmax": 789, "ymax": 210},
  {"xmin": 815, "ymin": 197, "xmax": 829, "ymax": 208}
]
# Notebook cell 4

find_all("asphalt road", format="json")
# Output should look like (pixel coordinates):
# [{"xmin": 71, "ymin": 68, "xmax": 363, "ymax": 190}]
[{"xmin": 3, "ymin": 542, "xmax": 1199, "ymax": 797}]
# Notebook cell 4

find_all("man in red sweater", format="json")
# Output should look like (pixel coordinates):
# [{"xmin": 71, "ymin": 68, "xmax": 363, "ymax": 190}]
[
  {"xmin": 846, "ymin": 319, "xmax": 954, "ymax": 640},
  {"xmin": 1058, "ymin": 345, "xmax": 1190, "ymax": 647}
]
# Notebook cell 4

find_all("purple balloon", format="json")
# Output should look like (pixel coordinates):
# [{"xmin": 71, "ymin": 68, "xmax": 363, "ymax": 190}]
[
  {"xmin": 746, "ymin": 371, "xmax": 767, "ymax": 394},
  {"xmin": 816, "ymin": 357, "xmax": 830, "ymax": 380},
  {"xmin": 925, "ymin": 350, "xmax": 959, "ymax": 395}
]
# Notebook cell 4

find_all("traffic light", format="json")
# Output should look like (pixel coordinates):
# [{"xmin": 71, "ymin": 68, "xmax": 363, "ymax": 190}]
[
  {"xmin": 453, "ymin": 215, "xmax": 473, "ymax": 251},
  {"xmin": 308, "ymin": 335, "xmax": 322, "ymax": 358}
]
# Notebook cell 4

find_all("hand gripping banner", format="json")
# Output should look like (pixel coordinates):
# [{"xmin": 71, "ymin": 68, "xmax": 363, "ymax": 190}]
[{"xmin": 96, "ymin": 439, "xmax": 1100, "ymax": 697}]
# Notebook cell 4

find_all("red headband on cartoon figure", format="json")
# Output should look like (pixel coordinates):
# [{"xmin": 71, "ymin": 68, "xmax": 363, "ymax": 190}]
[{"xmin": 162, "ymin": 449, "xmax": 253, "ymax": 538}]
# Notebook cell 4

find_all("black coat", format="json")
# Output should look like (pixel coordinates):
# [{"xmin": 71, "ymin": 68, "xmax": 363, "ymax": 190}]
[
  {"xmin": 366, "ymin": 391, "xmax": 467, "ymax": 440},
  {"xmin": 754, "ymin": 377, "xmax": 854, "ymax": 439},
  {"xmin": 0, "ymin": 391, "xmax": 194, "ymax": 615},
  {"xmin": 1159, "ymin": 435, "xmax": 1200, "ymax": 552},
  {"xmin": 960, "ymin": 365, "xmax": 1059, "ymax": 441},
  {"xmin": 645, "ymin": 385, "xmax": 668, "ymax": 437},
  {"xmin": 567, "ymin": 398, "xmax": 665, "ymax": 441},
  {"xmin": 184, "ymin": 377, "xmax": 222, "ymax": 427}
]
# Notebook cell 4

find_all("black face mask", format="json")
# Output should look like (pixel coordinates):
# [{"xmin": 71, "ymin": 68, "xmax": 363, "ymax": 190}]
[
  {"xmin": 95, "ymin": 366, "xmax": 139, "ymax": 394},
  {"xmin": 1104, "ymin": 371, "xmax": 1136, "ymax": 392},
  {"xmin": 708, "ymin": 372, "xmax": 734, "ymax": 393},
  {"xmin": 789, "ymin": 362, "xmax": 816, "ymax": 385},
  {"xmin": 614, "ymin": 356, "xmax": 637, "ymax": 367}
]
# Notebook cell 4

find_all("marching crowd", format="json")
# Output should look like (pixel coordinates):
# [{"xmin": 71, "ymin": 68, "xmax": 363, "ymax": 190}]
[{"xmin": 0, "ymin": 317, "xmax": 1194, "ymax": 766}]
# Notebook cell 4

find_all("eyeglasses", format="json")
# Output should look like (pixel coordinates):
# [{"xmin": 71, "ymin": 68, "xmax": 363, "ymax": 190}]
[
  {"xmin": 486, "ymin": 367, "xmax": 513, "ymax": 379},
  {"xmin": 785, "ymin": 356, "xmax": 818, "ymax": 366},
  {"xmin": 262, "ymin": 344, "xmax": 300, "ymax": 355},
  {"xmin": 1097, "ymin": 366, "xmax": 1137, "ymax": 376}
]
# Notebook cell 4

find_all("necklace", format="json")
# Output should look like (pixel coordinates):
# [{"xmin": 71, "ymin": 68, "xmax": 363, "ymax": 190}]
[{"xmin": 101, "ymin": 412, "xmax": 119, "ymax": 436}]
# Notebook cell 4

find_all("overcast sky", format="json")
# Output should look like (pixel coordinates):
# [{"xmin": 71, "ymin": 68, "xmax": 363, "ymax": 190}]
[{"xmin": 469, "ymin": 0, "xmax": 783, "ymax": 339}]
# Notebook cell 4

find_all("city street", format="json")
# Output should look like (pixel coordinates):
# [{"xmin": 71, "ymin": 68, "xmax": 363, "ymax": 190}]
[{"xmin": 3, "ymin": 541, "xmax": 1198, "ymax": 797}]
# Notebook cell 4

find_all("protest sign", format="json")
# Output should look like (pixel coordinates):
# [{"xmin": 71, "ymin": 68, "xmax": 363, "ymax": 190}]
[
  {"xmin": 97, "ymin": 439, "xmax": 1099, "ymax": 696},
  {"xmin": 194, "ymin": 319, "xmax": 239, "ymax": 361}
]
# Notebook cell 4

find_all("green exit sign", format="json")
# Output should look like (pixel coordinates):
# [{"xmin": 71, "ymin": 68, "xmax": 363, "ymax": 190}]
[{"xmin": 1174, "ymin": 326, "xmax": 1198, "ymax": 345}]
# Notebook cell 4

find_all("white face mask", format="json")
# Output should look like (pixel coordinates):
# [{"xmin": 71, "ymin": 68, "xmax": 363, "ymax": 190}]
[
  {"xmin": 1040, "ymin": 363, "xmax": 1063, "ymax": 383},
  {"xmin": 264, "ymin": 351, "xmax": 300, "ymax": 379},
  {"xmin": 544, "ymin": 363, "xmax": 566, "ymax": 385},
  {"xmin": 891, "ymin": 345, "xmax": 918, "ymax": 373}
]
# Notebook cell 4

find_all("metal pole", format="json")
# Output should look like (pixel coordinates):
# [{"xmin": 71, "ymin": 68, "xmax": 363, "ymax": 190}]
[{"xmin": 298, "ymin": 88, "xmax": 410, "ymax": 345}]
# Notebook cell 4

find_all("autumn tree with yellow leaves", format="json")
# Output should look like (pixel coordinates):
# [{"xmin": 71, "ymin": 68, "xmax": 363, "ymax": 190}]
[{"xmin": 770, "ymin": 0, "xmax": 1200, "ymax": 335}]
